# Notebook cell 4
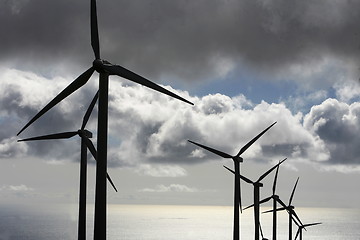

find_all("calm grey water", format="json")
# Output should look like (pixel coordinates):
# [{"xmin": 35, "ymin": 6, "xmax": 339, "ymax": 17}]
[{"xmin": 0, "ymin": 204, "xmax": 359, "ymax": 240}]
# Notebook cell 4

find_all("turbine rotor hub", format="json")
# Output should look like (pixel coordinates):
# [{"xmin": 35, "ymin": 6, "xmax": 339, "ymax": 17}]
[
  {"xmin": 78, "ymin": 129, "xmax": 93, "ymax": 138},
  {"xmin": 233, "ymin": 156, "xmax": 243, "ymax": 163},
  {"xmin": 254, "ymin": 182, "xmax": 264, "ymax": 187},
  {"xmin": 93, "ymin": 59, "xmax": 112, "ymax": 73}
]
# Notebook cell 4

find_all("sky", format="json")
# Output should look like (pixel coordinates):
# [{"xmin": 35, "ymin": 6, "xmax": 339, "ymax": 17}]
[{"xmin": 1, "ymin": 0, "xmax": 360, "ymax": 210}]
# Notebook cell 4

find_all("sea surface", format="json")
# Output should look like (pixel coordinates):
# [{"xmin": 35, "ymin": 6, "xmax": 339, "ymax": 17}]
[{"xmin": 0, "ymin": 204, "xmax": 359, "ymax": 240}]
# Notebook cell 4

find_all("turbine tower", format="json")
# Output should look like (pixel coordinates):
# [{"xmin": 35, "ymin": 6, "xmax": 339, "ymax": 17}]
[
  {"xmin": 225, "ymin": 158, "xmax": 286, "ymax": 240},
  {"xmin": 17, "ymin": 0, "xmax": 193, "ymax": 239},
  {"xmin": 188, "ymin": 122, "xmax": 276, "ymax": 240},
  {"xmin": 18, "ymin": 92, "xmax": 117, "ymax": 240}
]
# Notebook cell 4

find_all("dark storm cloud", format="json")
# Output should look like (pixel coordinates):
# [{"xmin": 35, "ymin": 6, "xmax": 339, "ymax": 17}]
[
  {"xmin": 0, "ymin": 69, "xmax": 99, "ymax": 162},
  {"xmin": 2, "ymin": 0, "xmax": 360, "ymax": 82},
  {"xmin": 304, "ymin": 98, "xmax": 360, "ymax": 165}
]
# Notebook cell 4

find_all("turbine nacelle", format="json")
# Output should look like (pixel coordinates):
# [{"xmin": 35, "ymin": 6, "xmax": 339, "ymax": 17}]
[
  {"xmin": 92, "ymin": 59, "xmax": 113, "ymax": 73},
  {"xmin": 254, "ymin": 182, "xmax": 264, "ymax": 188},
  {"xmin": 233, "ymin": 156, "xmax": 243, "ymax": 163},
  {"xmin": 78, "ymin": 129, "xmax": 93, "ymax": 138}
]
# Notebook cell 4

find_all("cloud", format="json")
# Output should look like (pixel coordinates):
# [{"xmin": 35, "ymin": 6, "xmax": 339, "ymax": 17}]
[
  {"xmin": 138, "ymin": 184, "xmax": 198, "ymax": 193},
  {"xmin": 0, "ymin": 184, "xmax": 34, "ymax": 199},
  {"xmin": 1, "ymin": 0, "xmax": 360, "ymax": 88},
  {"xmin": 8, "ymin": 184, "xmax": 34, "ymax": 192},
  {"xmin": 1, "ymin": 68, "xmax": 360, "ymax": 173},
  {"xmin": 304, "ymin": 98, "xmax": 360, "ymax": 166},
  {"xmin": 0, "ymin": 68, "xmax": 98, "ymax": 163},
  {"xmin": 0, "ymin": 184, "xmax": 33, "ymax": 192},
  {"xmin": 334, "ymin": 79, "xmax": 360, "ymax": 103},
  {"xmin": 135, "ymin": 164, "xmax": 187, "ymax": 177}
]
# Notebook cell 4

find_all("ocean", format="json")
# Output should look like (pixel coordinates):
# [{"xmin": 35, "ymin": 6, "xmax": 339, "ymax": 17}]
[{"xmin": 0, "ymin": 204, "xmax": 359, "ymax": 240}]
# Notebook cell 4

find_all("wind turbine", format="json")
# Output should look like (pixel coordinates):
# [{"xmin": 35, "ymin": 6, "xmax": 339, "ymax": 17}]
[
  {"xmin": 294, "ymin": 222, "xmax": 321, "ymax": 240},
  {"xmin": 225, "ymin": 158, "xmax": 286, "ymax": 240},
  {"xmin": 244, "ymin": 161, "xmax": 283, "ymax": 240},
  {"xmin": 188, "ymin": 122, "xmax": 276, "ymax": 240},
  {"xmin": 18, "ymin": 92, "xmax": 117, "ymax": 240},
  {"xmin": 17, "ymin": 0, "xmax": 193, "ymax": 238},
  {"xmin": 263, "ymin": 177, "xmax": 303, "ymax": 240}
]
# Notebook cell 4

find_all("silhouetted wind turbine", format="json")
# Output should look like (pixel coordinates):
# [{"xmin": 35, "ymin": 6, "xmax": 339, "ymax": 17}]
[
  {"xmin": 18, "ymin": 92, "xmax": 117, "ymax": 240},
  {"xmin": 263, "ymin": 177, "xmax": 302, "ymax": 240},
  {"xmin": 225, "ymin": 158, "xmax": 286, "ymax": 240},
  {"xmin": 17, "ymin": 0, "xmax": 193, "ymax": 238},
  {"xmin": 244, "ymin": 161, "xmax": 283, "ymax": 240},
  {"xmin": 294, "ymin": 222, "xmax": 321, "ymax": 240},
  {"xmin": 188, "ymin": 122, "xmax": 276, "ymax": 240}
]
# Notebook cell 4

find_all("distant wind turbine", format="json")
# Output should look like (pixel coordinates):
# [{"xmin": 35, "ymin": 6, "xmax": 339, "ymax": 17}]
[
  {"xmin": 225, "ymin": 158, "xmax": 286, "ymax": 240},
  {"xmin": 18, "ymin": 92, "xmax": 117, "ymax": 240},
  {"xmin": 294, "ymin": 222, "xmax": 321, "ymax": 240},
  {"xmin": 263, "ymin": 177, "xmax": 303, "ymax": 240},
  {"xmin": 244, "ymin": 161, "xmax": 283, "ymax": 240},
  {"xmin": 17, "ymin": 0, "xmax": 193, "ymax": 238},
  {"xmin": 188, "ymin": 122, "xmax": 276, "ymax": 240}
]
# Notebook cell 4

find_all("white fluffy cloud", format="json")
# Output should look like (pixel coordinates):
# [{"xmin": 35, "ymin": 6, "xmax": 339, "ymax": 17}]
[
  {"xmin": 135, "ymin": 164, "xmax": 187, "ymax": 177},
  {"xmin": 1, "ymin": 68, "xmax": 360, "ymax": 174},
  {"xmin": 304, "ymin": 98, "xmax": 360, "ymax": 167},
  {"xmin": 139, "ymin": 184, "xmax": 198, "ymax": 193}
]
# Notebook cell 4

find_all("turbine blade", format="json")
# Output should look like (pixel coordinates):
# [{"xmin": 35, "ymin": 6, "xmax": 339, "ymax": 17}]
[
  {"xmin": 244, "ymin": 196, "xmax": 271, "ymax": 211},
  {"xmin": 91, "ymin": 0, "xmax": 100, "ymax": 59},
  {"xmin": 239, "ymin": 173, "xmax": 254, "ymax": 184},
  {"xmin": 188, "ymin": 140, "xmax": 233, "ymax": 158},
  {"xmin": 103, "ymin": 64, "xmax": 193, "ymax": 105},
  {"xmin": 260, "ymin": 196, "xmax": 272, "ymax": 205},
  {"xmin": 17, "ymin": 67, "xmax": 95, "ymax": 136},
  {"xmin": 303, "ymin": 222, "xmax": 322, "ymax": 228},
  {"xmin": 289, "ymin": 177, "xmax": 299, "ymax": 205},
  {"xmin": 106, "ymin": 173, "xmax": 118, "ymax": 192},
  {"xmin": 81, "ymin": 91, "xmax": 99, "ymax": 130},
  {"xmin": 272, "ymin": 162, "xmax": 280, "ymax": 195},
  {"xmin": 224, "ymin": 165, "xmax": 235, "ymax": 174},
  {"xmin": 276, "ymin": 198, "xmax": 288, "ymax": 208},
  {"xmin": 257, "ymin": 158, "xmax": 286, "ymax": 183},
  {"xmin": 18, "ymin": 131, "xmax": 78, "ymax": 142},
  {"xmin": 83, "ymin": 137, "xmax": 97, "ymax": 159},
  {"xmin": 83, "ymin": 137, "xmax": 118, "ymax": 192},
  {"xmin": 224, "ymin": 166, "xmax": 254, "ymax": 184},
  {"xmin": 262, "ymin": 207, "xmax": 286, "ymax": 214},
  {"xmin": 236, "ymin": 122, "xmax": 276, "ymax": 157},
  {"xmin": 242, "ymin": 203, "xmax": 255, "ymax": 211},
  {"xmin": 259, "ymin": 222, "xmax": 264, "ymax": 239},
  {"xmin": 291, "ymin": 210, "xmax": 303, "ymax": 226},
  {"xmin": 294, "ymin": 229, "xmax": 300, "ymax": 240}
]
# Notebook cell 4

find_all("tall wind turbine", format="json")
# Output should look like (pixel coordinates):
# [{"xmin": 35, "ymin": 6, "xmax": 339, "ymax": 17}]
[
  {"xmin": 188, "ymin": 122, "xmax": 276, "ymax": 240},
  {"xmin": 245, "ymin": 161, "xmax": 283, "ymax": 240},
  {"xmin": 225, "ymin": 158, "xmax": 286, "ymax": 240},
  {"xmin": 18, "ymin": 92, "xmax": 117, "ymax": 240},
  {"xmin": 263, "ymin": 177, "xmax": 303, "ymax": 240},
  {"xmin": 17, "ymin": 0, "xmax": 193, "ymax": 238},
  {"xmin": 294, "ymin": 222, "xmax": 321, "ymax": 240}
]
